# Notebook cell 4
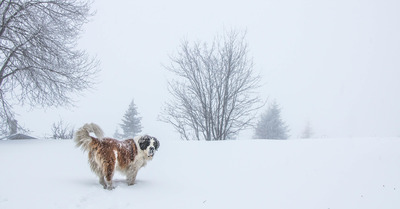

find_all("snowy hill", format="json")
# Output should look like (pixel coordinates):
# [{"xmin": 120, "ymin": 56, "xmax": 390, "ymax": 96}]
[{"xmin": 0, "ymin": 138, "xmax": 399, "ymax": 209}]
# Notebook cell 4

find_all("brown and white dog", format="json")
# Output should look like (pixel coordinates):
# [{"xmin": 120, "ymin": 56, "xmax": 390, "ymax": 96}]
[{"xmin": 74, "ymin": 123, "xmax": 159, "ymax": 190}]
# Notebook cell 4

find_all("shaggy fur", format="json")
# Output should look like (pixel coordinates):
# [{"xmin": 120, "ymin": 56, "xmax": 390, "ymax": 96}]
[{"xmin": 74, "ymin": 123, "xmax": 159, "ymax": 190}]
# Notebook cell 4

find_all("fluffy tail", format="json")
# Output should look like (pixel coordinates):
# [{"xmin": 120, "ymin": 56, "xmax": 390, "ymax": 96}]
[{"xmin": 74, "ymin": 123, "xmax": 104, "ymax": 151}]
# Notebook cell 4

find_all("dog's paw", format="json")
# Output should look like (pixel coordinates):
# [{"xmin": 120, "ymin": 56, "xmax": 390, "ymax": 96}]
[{"xmin": 104, "ymin": 185, "xmax": 116, "ymax": 190}]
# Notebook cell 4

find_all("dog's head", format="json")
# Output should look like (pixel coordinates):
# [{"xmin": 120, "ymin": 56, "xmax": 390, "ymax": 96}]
[{"xmin": 138, "ymin": 135, "xmax": 160, "ymax": 158}]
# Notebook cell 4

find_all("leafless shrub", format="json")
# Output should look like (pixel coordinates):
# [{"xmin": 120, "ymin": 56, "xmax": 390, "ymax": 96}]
[{"xmin": 51, "ymin": 120, "xmax": 74, "ymax": 140}]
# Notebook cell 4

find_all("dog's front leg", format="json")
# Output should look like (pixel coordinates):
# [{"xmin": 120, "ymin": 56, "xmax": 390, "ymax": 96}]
[{"xmin": 127, "ymin": 168, "xmax": 139, "ymax": 185}]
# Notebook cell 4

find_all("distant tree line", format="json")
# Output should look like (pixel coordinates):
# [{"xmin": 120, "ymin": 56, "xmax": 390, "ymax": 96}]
[{"xmin": 0, "ymin": 1, "xmax": 296, "ymax": 142}]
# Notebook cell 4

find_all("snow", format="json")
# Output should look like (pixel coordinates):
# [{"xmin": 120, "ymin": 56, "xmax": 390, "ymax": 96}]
[{"xmin": 0, "ymin": 138, "xmax": 399, "ymax": 209}]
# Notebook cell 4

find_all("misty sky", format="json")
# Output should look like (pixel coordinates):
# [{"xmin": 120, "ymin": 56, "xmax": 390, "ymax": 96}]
[{"xmin": 15, "ymin": 0, "xmax": 400, "ymax": 139}]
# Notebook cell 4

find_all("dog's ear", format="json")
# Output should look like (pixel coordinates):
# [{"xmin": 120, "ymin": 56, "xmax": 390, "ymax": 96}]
[
  {"xmin": 138, "ymin": 136, "xmax": 150, "ymax": 150},
  {"xmin": 154, "ymin": 137, "xmax": 160, "ymax": 150}
]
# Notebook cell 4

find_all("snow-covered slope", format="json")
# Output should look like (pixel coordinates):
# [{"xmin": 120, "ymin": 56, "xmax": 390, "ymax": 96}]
[{"xmin": 0, "ymin": 138, "xmax": 399, "ymax": 209}]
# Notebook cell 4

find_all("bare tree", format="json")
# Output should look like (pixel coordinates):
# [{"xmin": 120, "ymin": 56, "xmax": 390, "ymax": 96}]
[
  {"xmin": 51, "ymin": 120, "xmax": 74, "ymax": 140},
  {"xmin": 161, "ymin": 30, "xmax": 262, "ymax": 140},
  {"xmin": 0, "ymin": 0, "xmax": 99, "ymax": 136}
]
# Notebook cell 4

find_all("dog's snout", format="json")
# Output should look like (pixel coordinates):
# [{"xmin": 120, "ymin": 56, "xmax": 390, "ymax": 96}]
[{"xmin": 148, "ymin": 147, "xmax": 155, "ymax": 156}]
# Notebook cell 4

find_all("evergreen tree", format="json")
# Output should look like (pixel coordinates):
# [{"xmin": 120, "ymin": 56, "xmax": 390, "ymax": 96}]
[
  {"xmin": 253, "ymin": 101, "xmax": 289, "ymax": 139},
  {"xmin": 301, "ymin": 121, "xmax": 314, "ymax": 139},
  {"xmin": 117, "ymin": 99, "xmax": 142, "ymax": 138}
]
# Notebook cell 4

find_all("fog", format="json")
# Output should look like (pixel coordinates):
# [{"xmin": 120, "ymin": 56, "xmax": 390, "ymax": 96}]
[{"xmin": 15, "ymin": 0, "xmax": 400, "ymax": 139}]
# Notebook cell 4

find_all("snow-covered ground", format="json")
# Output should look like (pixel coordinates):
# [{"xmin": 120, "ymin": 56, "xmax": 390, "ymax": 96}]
[{"xmin": 0, "ymin": 138, "xmax": 399, "ymax": 209}]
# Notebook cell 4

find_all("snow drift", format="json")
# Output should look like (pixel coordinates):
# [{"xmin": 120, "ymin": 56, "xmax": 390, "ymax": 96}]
[{"xmin": 0, "ymin": 138, "xmax": 399, "ymax": 209}]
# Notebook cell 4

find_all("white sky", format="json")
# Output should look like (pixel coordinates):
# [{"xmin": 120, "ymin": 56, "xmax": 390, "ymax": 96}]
[{"xmin": 15, "ymin": 0, "xmax": 400, "ymax": 139}]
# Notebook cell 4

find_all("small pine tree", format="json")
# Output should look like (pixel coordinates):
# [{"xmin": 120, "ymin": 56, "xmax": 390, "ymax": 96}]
[
  {"xmin": 117, "ymin": 99, "xmax": 142, "ymax": 138},
  {"xmin": 253, "ymin": 101, "xmax": 290, "ymax": 139},
  {"xmin": 113, "ymin": 127, "xmax": 122, "ymax": 138},
  {"xmin": 301, "ymin": 121, "xmax": 313, "ymax": 139}
]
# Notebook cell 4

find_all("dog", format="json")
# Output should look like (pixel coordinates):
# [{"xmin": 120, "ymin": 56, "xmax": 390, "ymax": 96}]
[{"xmin": 74, "ymin": 123, "xmax": 159, "ymax": 190}]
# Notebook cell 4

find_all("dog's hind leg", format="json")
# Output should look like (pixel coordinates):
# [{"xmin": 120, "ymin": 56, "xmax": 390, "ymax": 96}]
[
  {"xmin": 99, "ymin": 176, "xmax": 106, "ymax": 188},
  {"xmin": 104, "ymin": 173, "xmax": 115, "ymax": 190},
  {"xmin": 103, "ymin": 159, "xmax": 116, "ymax": 190},
  {"xmin": 88, "ymin": 153, "xmax": 108, "ymax": 188}
]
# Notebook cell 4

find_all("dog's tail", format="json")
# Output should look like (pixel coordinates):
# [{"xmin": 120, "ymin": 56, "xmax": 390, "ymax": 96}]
[{"xmin": 74, "ymin": 123, "xmax": 104, "ymax": 151}]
